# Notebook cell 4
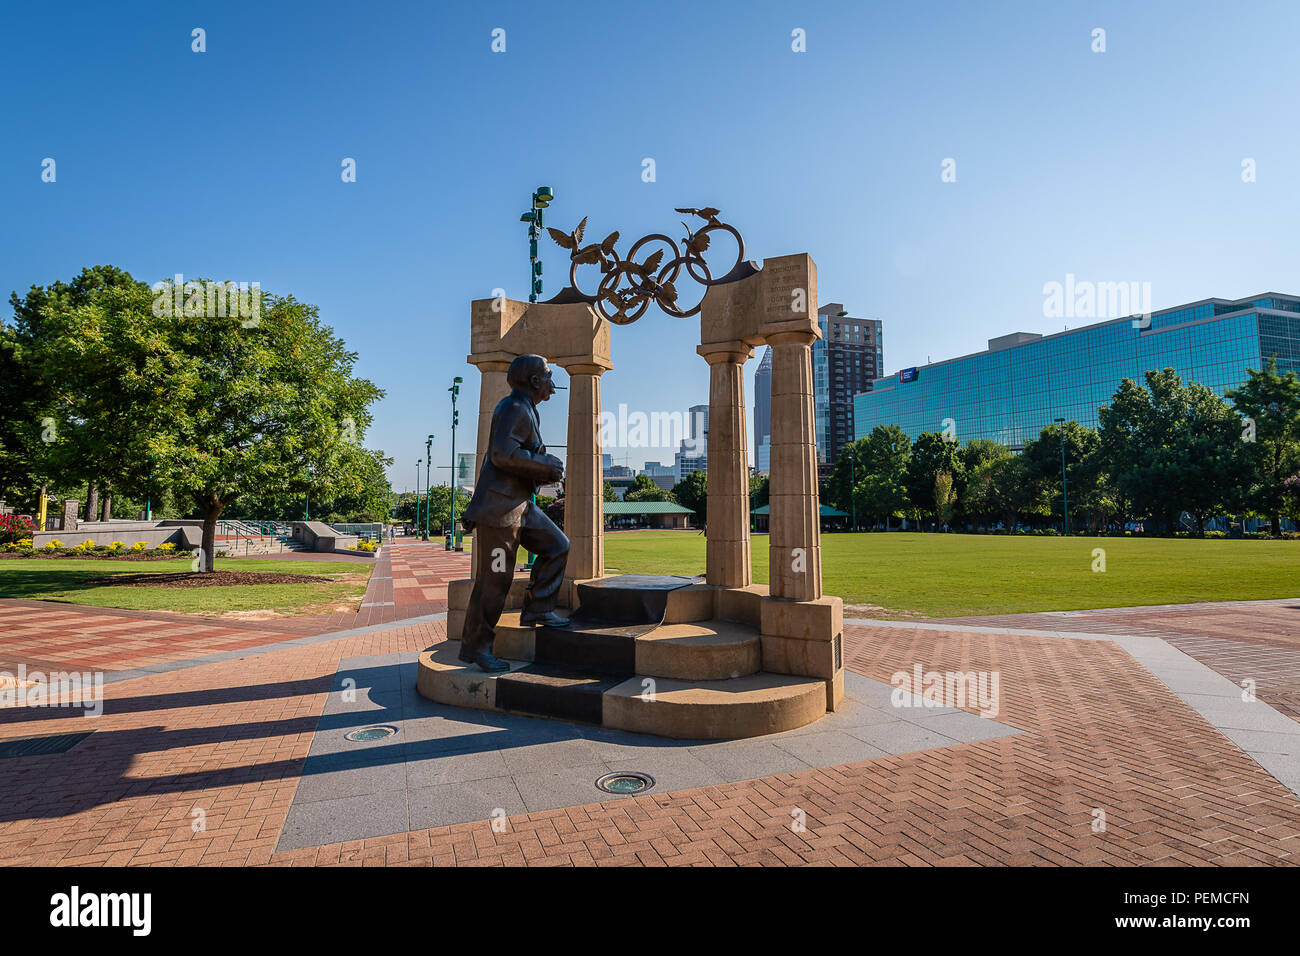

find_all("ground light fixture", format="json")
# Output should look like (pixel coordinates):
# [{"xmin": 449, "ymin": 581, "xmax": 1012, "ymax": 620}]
[{"xmin": 595, "ymin": 771, "xmax": 655, "ymax": 795}]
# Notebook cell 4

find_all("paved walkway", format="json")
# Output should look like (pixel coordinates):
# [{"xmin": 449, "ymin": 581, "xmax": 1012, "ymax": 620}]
[
  {"xmin": 0, "ymin": 544, "xmax": 471, "ymax": 677},
  {"xmin": 0, "ymin": 564, "xmax": 1297, "ymax": 866}
]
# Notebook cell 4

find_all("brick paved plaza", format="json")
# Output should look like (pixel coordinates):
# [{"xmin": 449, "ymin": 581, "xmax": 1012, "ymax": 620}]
[{"xmin": 1, "ymin": 540, "xmax": 1297, "ymax": 868}]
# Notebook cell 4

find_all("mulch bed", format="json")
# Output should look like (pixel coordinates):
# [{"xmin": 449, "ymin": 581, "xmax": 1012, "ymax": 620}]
[{"xmin": 83, "ymin": 571, "xmax": 334, "ymax": 588}]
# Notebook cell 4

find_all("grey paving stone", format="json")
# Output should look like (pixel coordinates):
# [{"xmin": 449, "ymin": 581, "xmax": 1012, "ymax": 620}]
[
  {"xmin": 772, "ymin": 730, "xmax": 889, "ymax": 767},
  {"xmin": 408, "ymin": 776, "xmax": 528, "ymax": 831},
  {"xmin": 846, "ymin": 720, "xmax": 963, "ymax": 755},
  {"xmin": 293, "ymin": 760, "xmax": 408, "ymax": 803},
  {"xmin": 1185, "ymin": 701, "xmax": 1300, "ymax": 734},
  {"xmin": 498, "ymin": 737, "xmax": 608, "ymax": 775},
  {"xmin": 906, "ymin": 711, "xmax": 1022, "ymax": 743},
  {"xmin": 687, "ymin": 740, "xmax": 815, "ymax": 781},
  {"xmin": 603, "ymin": 749, "xmax": 728, "ymax": 791},
  {"xmin": 511, "ymin": 763, "xmax": 619, "ymax": 813},
  {"xmin": 277, "ymin": 790, "xmax": 408, "ymax": 851},
  {"xmin": 405, "ymin": 748, "xmax": 512, "ymax": 788},
  {"xmin": 1219, "ymin": 727, "xmax": 1300, "ymax": 757}
]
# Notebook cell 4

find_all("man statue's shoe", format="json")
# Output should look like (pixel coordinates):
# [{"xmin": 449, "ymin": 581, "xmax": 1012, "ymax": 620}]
[
  {"xmin": 519, "ymin": 609, "xmax": 572, "ymax": 628},
  {"xmin": 473, "ymin": 650, "xmax": 510, "ymax": 672}
]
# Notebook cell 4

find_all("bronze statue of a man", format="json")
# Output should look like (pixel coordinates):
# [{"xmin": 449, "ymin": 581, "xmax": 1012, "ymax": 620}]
[{"xmin": 459, "ymin": 354, "xmax": 571, "ymax": 671}]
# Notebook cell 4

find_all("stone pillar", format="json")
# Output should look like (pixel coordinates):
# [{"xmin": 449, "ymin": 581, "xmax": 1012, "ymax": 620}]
[
  {"xmin": 698, "ymin": 344, "xmax": 753, "ymax": 588},
  {"xmin": 767, "ymin": 330, "xmax": 822, "ymax": 601},
  {"xmin": 470, "ymin": 359, "xmax": 511, "ymax": 581},
  {"xmin": 560, "ymin": 363, "xmax": 604, "ymax": 582},
  {"xmin": 60, "ymin": 499, "xmax": 79, "ymax": 533}
]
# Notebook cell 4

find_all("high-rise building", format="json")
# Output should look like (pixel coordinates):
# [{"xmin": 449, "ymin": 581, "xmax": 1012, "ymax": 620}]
[
  {"xmin": 753, "ymin": 347, "xmax": 772, "ymax": 473},
  {"xmin": 815, "ymin": 303, "xmax": 884, "ymax": 474},
  {"xmin": 853, "ymin": 292, "xmax": 1300, "ymax": 449},
  {"xmin": 674, "ymin": 404, "xmax": 709, "ymax": 481}
]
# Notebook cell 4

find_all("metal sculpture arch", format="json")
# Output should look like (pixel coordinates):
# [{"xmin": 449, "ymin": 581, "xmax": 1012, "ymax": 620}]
[{"xmin": 548, "ymin": 207, "xmax": 750, "ymax": 324}]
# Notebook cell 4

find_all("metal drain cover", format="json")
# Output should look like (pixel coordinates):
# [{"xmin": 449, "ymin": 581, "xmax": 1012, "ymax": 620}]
[
  {"xmin": 344, "ymin": 725, "xmax": 398, "ymax": 742},
  {"xmin": 595, "ymin": 771, "xmax": 655, "ymax": 795}
]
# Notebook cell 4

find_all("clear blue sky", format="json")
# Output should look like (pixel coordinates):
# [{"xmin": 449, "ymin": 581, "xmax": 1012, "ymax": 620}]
[{"xmin": 4, "ymin": 0, "xmax": 1298, "ymax": 492}]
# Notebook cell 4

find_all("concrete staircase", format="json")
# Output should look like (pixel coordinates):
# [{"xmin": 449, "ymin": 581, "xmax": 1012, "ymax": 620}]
[{"xmin": 417, "ymin": 574, "xmax": 828, "ymax": 740}]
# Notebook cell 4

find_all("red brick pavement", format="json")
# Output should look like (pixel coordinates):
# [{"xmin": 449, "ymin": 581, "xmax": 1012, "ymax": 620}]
[
  {"xmin": 934, "ymin": 600, "xmax": 1300, "ymax": 722},
  {"xmin": 2, "ymin": 604, "xmax": 1297, "ymax": 866}
]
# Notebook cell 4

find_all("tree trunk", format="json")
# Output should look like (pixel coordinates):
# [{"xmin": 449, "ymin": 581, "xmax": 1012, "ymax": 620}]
[
  {"xmin": 86, "ymin": 482, "xmax": 99, "ymax": 523},
  {"xmin": 1270, "ymin": 512, "xmax": 1281, "ymax": 537},
  {"xmin": 1194, "ymin": 512, "xmax": 1205, "ymax": 537},
  {"xmin": 101, "ymin": 483, "xmax": 112, "ymax": 522},
  {"xmin": 197, "ymin": 495, "xmax": 226, "ymax": 573}
]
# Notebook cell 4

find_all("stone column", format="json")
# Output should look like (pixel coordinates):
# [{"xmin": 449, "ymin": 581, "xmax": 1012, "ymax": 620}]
[
  {"xmin": 560, "ymin": 363, "xmax": 604, "ymax": 582},
  {"xmin": 699, "ymin": 344, "xmax": 753, "ymax": 588},
  {"xmin": 767, "ymin": 330, "xmax": 822, "ymax": 601},
  {"xmin": 470, "ymin": 359, "xmax": 511, "ymax": 581}
]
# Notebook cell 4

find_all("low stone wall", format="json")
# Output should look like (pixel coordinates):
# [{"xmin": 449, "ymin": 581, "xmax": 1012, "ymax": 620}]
[{"xmin": 32, "ymin": 520, "xmax": 203, "ymax": 550}]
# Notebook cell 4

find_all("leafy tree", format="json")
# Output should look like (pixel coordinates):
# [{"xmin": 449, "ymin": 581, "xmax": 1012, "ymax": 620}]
[
  {"xmin": 933, "ymin": 470, "xmax": 956, "ymax": 529},
  {"xmin": 26, "ymin": 276, "xmax": 383, "ymax": 569},
  {"xmin": 959, "ymin": 441, "xmax": 1011, "ymax": 530},
  {"xmin": 672, "ymin": 469, "xmax": 707, "ymax": 525},
  {"xmin": 625, "ymin": 472, "xmax": 670, "ymax": 502},
  {"xmin": 749, "ymin": 473, "xmax": 769, "ymax": 510},
  {"xmin": 1021, "ymin": 421, "xmax": 1099, "ymax": 531},
  {"xmin": 1227, "ymin": 357, "xmax": 1300, "ymax": 536},
  {"xmin": 1098, "ymin": 369, "xmax": 1249, "ymax": 535},
  {"xmin": 849, "ymin": 425, "xmax": 911, "ymax": 529},
  {"xmin": 905, "ymin": 432, "xmax": 964, "ymax": 530},
  {"xmin": 602, "ymin": 480, "xmax": 618, "ymax": 502}
]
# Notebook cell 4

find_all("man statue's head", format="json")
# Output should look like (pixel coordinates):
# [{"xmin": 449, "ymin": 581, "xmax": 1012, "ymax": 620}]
[{"xmin": 507, "ymin": 354, "xmax": 559, "ymax": 404}]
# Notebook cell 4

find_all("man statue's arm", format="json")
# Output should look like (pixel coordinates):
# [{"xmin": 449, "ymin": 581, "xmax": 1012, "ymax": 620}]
[{"xmin": 489, "ymin": 403, "xmax": 564, "ymax": 483}]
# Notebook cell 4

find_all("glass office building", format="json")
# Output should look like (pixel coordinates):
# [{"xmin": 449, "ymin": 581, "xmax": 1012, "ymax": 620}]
[{"xmin": 854, "ymin": 293, "xmax": 1300, "ymax": 450}]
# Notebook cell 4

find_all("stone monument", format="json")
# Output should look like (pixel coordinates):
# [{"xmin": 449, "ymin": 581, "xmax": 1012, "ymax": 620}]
[{"xmin": 423, "ymin": 208, "xmax": 844, "ymax": 739}]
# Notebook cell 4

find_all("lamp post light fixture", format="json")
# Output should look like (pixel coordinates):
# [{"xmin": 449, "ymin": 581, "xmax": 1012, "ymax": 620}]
[
  {"xmin": 425, "ymin": 435, "xmax": 434, "ymax": 541},
  {"xmin": 1054, "ymin": 417, "xmax": 1069, "ymax": 535},
  {"xmin": 414, "ymin": 459, "xmax": 422, "ymax": 537},
  {"xmin": 519, "ymin": 185, "xmax": 554, "ymax": 303},
  {"xmin": 448, "ymin": 376, "xmax": 463, "ymax": 550}
]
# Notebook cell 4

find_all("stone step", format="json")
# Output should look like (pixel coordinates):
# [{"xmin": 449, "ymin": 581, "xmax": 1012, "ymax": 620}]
[
  {"xmin": 572, "ymin": 574, "xmax": 698, "ymax": 625},
  {"xmin": 602, "ymin": 672, "xmax": 827, "ymax": 740},
  {"xmin": 494, "ymin": 612, "xmax": 760, "ymax": 682},
  {"xmin": 494, "ymin": 663, "xmax": 627, "ymax": 725},
  {"xmin": 416, "ymin": 642, "xmax": 827, "ymax": 741},
  {"xmin": 634, "ymin": 620, "xmax": 761, "ymax": 681}
]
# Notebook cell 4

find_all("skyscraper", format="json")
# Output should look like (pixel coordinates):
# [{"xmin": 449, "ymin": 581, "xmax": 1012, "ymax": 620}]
[
  {"xmin": 815, "ymin": 303, "xmax": 884, "ymax": 475},
  {"xmin": 674, "ymin": 403, "xmax": 709, "ymax": 481},
  {"xmin": 753, "ymin": 347, "xmax": 772, "ymax": 473}
]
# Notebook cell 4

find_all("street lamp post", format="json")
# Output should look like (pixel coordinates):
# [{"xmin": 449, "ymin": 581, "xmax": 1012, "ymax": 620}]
[
  {"xmin": 1054, "ymin": 417, "xmax": 1069, "ymax": 535},
  {"xmin": 849, "ymin": 449, "xmax": 856, "ymax": 532},
  {"xmin": 519, "ymin": 186, "xmax": 554, "ymax": 303},
  {"xmin": 414, "ymin": 459, "xmax": 421, "ymax": 537},
  {"xmin": 448, "ymin": 377, "xmax": 463, "ymax": 550},
  {"xmin": 425, "ymin": 435, "xmax": 434, "ymax": 541}
]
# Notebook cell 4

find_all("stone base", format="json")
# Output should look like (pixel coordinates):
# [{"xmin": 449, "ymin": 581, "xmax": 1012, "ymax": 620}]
[
  {"xmin": 420, "ymin": 572, "xmax": 831, "ymax": 740},
  {"xmin": 416, "ymin": 641, "xmax": 827, "ymax": 741}
]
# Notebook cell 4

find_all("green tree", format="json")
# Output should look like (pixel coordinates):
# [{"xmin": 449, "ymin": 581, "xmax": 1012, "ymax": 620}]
[
  {"xmin": 850, "ymin": 425, "xmax": 911, "ymax": 529},
  {"xmin": 1021, "ymin": 421, "xmax": 1099, "ymax": 531},
  {"xmin": 905, "ymin": 432, "xmax": 964, "ymax": 530},
  {"xmin": 1098, "ymin": 369, "xmax": 1249, "ymax": 535},
  {"xmin": 602, "ymin": 480, "xmax": 618, "ymax": 502},
  {"xmin": 749, "ymin": 474, "xmax": 769, "ymax": 511},
  {"xmin": 1227, "ymin": 357, "xmax": 1300, "ymax": 536},
  {"xmin": 1, "ymin": 266, "xmax": 143, "ymax": 507},
  {"xmin": 959, "ymin": 441, "xmax": 1011, "ymax": 530},
  {"xmin": 28, "ymin": 277, "xmax": 384, "ymax": 569},
  {"xmin": 933, "ymin": 470, "xmax": 956, "ymax": 528},
  {"xmin": 672, "ymin": 470, "xmax": 707, "ymax": 525},
  {"xmin": 625, "ymin": 472, "xmax": 669, "ymax": 502}
]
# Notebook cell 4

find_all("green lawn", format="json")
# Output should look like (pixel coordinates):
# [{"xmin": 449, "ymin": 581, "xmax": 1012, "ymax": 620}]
[
  {"xmin": 602, "ymin": 530, "xmax": 1300, "ymax": 618},
  {"xmin": 0, "ymin": 557, "xmax": 370, "ymax": 615}
]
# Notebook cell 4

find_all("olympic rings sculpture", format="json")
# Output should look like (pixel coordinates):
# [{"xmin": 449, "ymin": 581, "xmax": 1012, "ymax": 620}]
[{"xmin": 547, "ymin": 207, "xmax": 746, "ymax": 324}]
